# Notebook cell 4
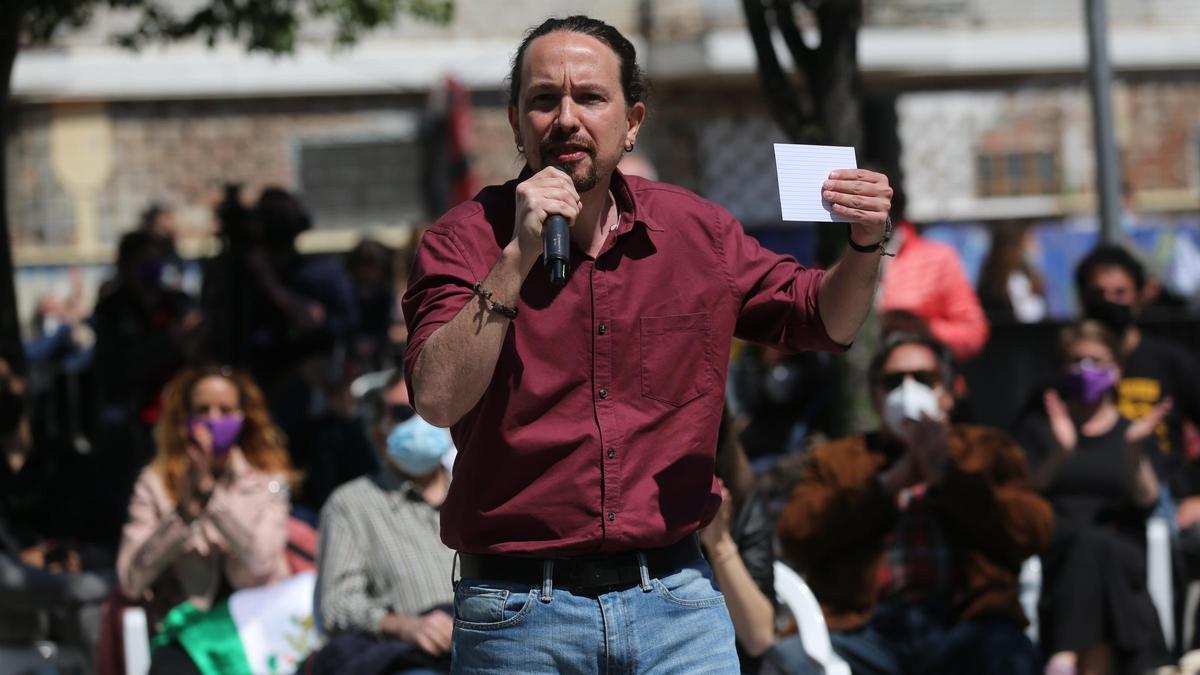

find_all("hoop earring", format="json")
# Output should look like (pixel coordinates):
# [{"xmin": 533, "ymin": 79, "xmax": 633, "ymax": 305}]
[
  {"xmin": 516, "ymin": 143, "xmax": 525, "ymax": 154},
  {"xmin": 624, "ymin": 141, "xmax": 635, "ymax": 153}
]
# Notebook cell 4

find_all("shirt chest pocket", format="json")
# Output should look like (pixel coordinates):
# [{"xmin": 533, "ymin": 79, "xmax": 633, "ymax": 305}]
[{"xmin": 639, "ymin": 313, "xmax": 714, "ymax": 407}]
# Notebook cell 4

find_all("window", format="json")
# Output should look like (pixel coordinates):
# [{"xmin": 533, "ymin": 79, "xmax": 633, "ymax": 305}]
[
  {"xmin": 975, "ymin": 150, "xmax": 1060, "ymax": 197},
  {"xmin": 297, "ymin": 138, "xmax": 422, "ymax": 228}
]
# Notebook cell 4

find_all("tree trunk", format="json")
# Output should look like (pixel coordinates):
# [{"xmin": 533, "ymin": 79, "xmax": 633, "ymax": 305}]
[
  {"xmin": 814, "ymin": 2, "xmax": 862, "ymax": 148},
  {"xmin": 0, "ymin": 3, "xmax": 24, "ymax": 374}
]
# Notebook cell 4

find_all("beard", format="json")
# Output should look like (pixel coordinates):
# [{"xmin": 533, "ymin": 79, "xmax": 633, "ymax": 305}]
[
  {"xmin": 539, "ymin": 136, "xmax": 603, "ymax": 194},
  {"xmin": 561, "ymin": 160, "xmax": 600, "ymax": 194}
]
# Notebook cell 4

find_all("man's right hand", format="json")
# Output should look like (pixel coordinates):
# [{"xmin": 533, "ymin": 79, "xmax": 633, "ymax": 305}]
[
  {"xmin": 511, "ymin": 166, "xmax": 581, "ymax": 273},
  {"xmin": 384, "ymin": 610, "xmax": 454, "ymax": 656}
]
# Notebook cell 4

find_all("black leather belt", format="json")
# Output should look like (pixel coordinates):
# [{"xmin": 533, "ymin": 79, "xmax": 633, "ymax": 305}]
[{"xmin": 458, "ymin": 535, "xmax": 702, "ymax": 590}]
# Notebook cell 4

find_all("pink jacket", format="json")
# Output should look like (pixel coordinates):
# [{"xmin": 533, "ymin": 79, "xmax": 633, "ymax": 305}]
[
  {"xmin": 116, "ymin": 450, "xmax": 291, "ymax": 614},
  {"xmin": 878, "ymin": 222, "xmax": 990, "ymax": 361}
]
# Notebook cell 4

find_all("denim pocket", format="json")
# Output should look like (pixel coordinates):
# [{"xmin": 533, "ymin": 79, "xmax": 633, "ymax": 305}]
[
  {"xmin": 453, "ymin": 580, "xmax": 537, "ymax": 630},
  {"xmin": 640, "ymin": 313, "xmax": 714, "ymax": 407},
  {"xmin": 653, "ymin": 562, "xmax": 726, "ymax": 608}
]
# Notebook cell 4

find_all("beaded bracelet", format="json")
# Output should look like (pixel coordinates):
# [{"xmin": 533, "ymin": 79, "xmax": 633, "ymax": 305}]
[{"xmin": 472, "ymin": 283, "xmax": 519, "ymax": 320}]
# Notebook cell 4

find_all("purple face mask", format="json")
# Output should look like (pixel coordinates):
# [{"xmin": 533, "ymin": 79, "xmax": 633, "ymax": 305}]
[
  {"xmin": 1061, "ymin": 363, "xmax": 1119, "ymax": 406},
  {"xmin": 191, "ymin": 415, "xmax": 245, "ymax": 457}
]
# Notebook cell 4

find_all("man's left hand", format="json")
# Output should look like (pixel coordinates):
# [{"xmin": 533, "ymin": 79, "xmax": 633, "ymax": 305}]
[{"xmin": 822, "ymin": 169, "xmax": 893, "ymax": 248}]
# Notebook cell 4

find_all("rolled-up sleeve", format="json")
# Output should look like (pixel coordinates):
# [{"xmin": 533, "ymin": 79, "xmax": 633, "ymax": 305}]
[
  {"xmin": 716, "ymin": 206, "xmax": 845, "ymax": 353},
  {"xmin": 401, "ymin": 227, "xmax": 479, "ymax": 398}
]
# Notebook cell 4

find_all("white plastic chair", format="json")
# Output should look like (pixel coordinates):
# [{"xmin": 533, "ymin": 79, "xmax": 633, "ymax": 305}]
[
  {"xmin": 1018, "ymin": 555, "xmax": 1042, "ymax": 643},
  {"xmin": 773, "ymin": 560, "xmax": 851, "ymax": 675},
  {"xmin": 1146, "ymin": 516, "xmax": 1175, "ymax": 652},
  {"xmin": 122, "ymin": 606, "xmax": 151, "ymax": 675}
]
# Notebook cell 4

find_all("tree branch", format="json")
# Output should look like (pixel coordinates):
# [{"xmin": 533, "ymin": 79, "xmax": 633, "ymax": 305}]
[
  {"xmin": 773, "ymin": 0, "xmax": 821, "ymax": 113},
  {"xmin": 742, "ymin": 0, "xmax": 811, "ymax": 142}
]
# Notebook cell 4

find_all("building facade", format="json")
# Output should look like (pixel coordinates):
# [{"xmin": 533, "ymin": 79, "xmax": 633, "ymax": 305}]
[{"xmin": 6, "ymin": 0, "xmax": 1200, "ymax": 321}]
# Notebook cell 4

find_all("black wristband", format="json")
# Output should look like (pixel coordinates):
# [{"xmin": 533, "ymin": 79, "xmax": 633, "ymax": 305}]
[
  {"xmin": 846, "ymin": 218, "xmax": 895, "ymax": 257},
  {"xmin": 846, "ymin": 227, "xmax": 882, "ymax": 253}
]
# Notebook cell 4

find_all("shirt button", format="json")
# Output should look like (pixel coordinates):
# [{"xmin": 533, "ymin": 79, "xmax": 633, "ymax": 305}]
[
  {"xmin": 607, "ymin": 512, "xmax": 616, "ymax": 521},
  {"xmin": 607, "ymin": 448, "xmax": 616, "ymax": 459},
  {"xmin": 598, "ymin": 388, "xmax": 608, "ymax": 399},
  {"xmin": 598, "ymin": 323, "xmax": 608, "ymax": 335}
]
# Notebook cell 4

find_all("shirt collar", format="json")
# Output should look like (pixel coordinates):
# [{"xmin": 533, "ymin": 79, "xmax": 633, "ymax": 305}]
[
  {"xmin": 378, "ymin": 463, "xmax": 412, "ymax": 489},
  {"xmin": 514, "ymin": 165, "xmax": 663, "ymax": 237},
  {"xmin": 610, "ymin": 168, "xmax": 664, "ymax": 235},
  {"xmin": 378, "ymin": 464, "xmax": 433, "ymax": 502}
]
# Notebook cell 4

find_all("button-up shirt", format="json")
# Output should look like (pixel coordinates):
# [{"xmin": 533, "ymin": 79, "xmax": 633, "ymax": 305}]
[
  {"xmin": 315, "ymin": 468, "xmax": 454, "ymax": 635},
  {"xmin": 403, "ymin": 169, "xmax": 843, "ymax": 556}
]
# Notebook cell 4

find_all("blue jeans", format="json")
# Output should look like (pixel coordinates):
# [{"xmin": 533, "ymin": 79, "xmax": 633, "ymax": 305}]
[
  {"xmin": 830, "ymin": 601, "xmax": 1039, "ymax": 675},
  {"xmin": 450, "ymin": 558, "xmax": 739, "ymax": 674}
]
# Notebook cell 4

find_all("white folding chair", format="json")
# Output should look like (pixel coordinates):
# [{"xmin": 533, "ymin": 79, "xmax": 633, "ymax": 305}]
[
  {"xmin": 1146, "ymin": 515, "xmax": 1175, "ymax": 652},
  {"xmin": 122, "ymin": 606, "xmax": 151, "ymax": 675},
  {"xmin": 1018, "ymin": 555, "xmax": 1042, "ymax": 643},
  {"xmin": 773, "ymin": 561, "xmax": 851, "ymax": 675}
]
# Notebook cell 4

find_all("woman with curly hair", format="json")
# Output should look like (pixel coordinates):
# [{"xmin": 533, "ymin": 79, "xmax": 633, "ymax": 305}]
[{"xmin": 116, "ymin": 366, "xmax": 293, "ymax": 673}]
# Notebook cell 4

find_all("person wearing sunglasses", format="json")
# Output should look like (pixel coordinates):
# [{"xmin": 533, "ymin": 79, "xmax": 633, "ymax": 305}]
[
  {"xmin": 310, "ymin": 368, "xmax": 456, "ymax": 675},
  {"xmin": 778, "ymin": 332, "xmax": 1052, "ymax": 675}
]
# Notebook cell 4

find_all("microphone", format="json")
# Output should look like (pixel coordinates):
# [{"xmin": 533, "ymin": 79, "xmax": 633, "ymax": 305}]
[{"xmin": 544, "ymin": 213, "xmax": 569, "ymax": 285}]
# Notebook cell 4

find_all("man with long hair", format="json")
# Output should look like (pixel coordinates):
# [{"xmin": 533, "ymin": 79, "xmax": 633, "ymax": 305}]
[{"xmin": 404, "ymin": 15, "xmax": 892, "ymax": 670}]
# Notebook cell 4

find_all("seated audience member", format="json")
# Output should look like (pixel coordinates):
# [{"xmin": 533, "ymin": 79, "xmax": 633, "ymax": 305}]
[
  {"xmin": 876, "ymin": 195, "xmax": 990, "ymax": 361},
  {"xmin": 701, "ymin": 410, "xmax": 776, "ymax": 673},
  {"xmin": 777, "ymin": 333, "xmax": 1051, "ymax": 675},
  {"xmin": 310, "ymin": 369, "xmax": 454, "ymax": 675},
  {"xmin": 977, "ymin": 221, "xmax": 1047, "ymax": 324},
  {"xmin": 1017, "ymin": 321, "xmax": 1171, "ymax": 675},
  {"xmin": 345, "ymin": 238, "xmax": 397, "ymax": 374},
  {"xmin": 116, "ymin": 366, "xmax": 292, "ymax": 675},
  {"xmin": 1074, "ymin": 245, "xmax": 1200, "ymax": 525},
  {"xmin": 1, "ymin": 353, "xmax": 113, "ymax": 665}
]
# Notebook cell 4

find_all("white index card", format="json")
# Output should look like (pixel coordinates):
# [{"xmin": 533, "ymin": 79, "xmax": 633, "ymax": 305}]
[{"xmin": 773, "ymin": 143, "xmax": 858, "ymax": 223}]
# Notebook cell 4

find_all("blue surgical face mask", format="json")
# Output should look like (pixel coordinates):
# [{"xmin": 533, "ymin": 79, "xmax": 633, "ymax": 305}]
[{"xmin": 386, "ymin": 415, "xmax": 452, "ymax": 477}]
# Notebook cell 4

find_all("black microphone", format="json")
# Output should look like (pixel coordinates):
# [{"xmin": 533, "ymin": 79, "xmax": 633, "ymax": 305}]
[{"xmin": 544, "ymin": 213, "xmax": 569, "ymax": 285}]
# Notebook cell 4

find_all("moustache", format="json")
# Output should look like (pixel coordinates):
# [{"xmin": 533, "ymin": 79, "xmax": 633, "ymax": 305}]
[{"xmin": 539, "ymin": 137, "xmax": 596, "ymax": 159}]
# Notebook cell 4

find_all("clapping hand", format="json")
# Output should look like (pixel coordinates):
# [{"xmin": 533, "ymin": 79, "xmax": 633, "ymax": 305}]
[
  {"xmin": 1125, "ymin": 398, "xmax": 1172, "ymax": 446},
  {"xmin": 178, "ymin": 420, "xmax": 216, "ymax": 521},
  {"xmin": 897, "ymin": 413, "xmax": 950, "ymax": 482},
  {"xmin": 1044, "ymin": 390, "xmax": 1076, "ymax": 453}
]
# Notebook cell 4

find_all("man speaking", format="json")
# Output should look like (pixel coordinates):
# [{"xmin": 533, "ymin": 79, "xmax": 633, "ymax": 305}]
[{"xmin": 403, "ymin": 14, "xmax": 892, "ymax": 673}]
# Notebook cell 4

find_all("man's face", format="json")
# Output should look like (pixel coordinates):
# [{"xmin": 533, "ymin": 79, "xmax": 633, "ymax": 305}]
[
  {"xmin": 375, "ymin": 378, "xmax": 415, "ymax": 451},
  {"xmin": 871, "ymin": 343, "xmax": 954, "ymax": 417},
  {"xmin": 1082, "ymin": 265, "xmax": 1140, "ymax": 312},
  {"xmin": 508, "ymin": 31, "xmax": 645, "ymax": 194}
]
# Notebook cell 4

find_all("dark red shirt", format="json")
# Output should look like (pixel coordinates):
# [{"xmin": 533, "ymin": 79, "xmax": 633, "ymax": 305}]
[{"xmin": 404, "ymin": 170, "xmax": 843, "ymax": 555}]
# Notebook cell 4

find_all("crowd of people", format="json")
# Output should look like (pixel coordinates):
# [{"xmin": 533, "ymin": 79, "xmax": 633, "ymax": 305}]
[{"xmin": 3, "ymin": 12, "xmax": 1200, "ymax": 675}]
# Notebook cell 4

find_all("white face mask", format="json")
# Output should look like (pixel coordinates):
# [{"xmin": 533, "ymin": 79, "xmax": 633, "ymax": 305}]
[{"xmin": 882, "ymin": 377, "xmax": 943, "ymax": 434}]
